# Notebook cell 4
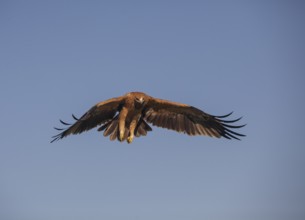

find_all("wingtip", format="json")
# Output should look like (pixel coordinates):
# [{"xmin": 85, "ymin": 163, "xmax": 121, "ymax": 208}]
[
  {"xmin": 215, "ymin": 112, "xmax": 246, "ymax": 140},
  {"xmin": 72, "ymin": 114, "xmax": 79, "ymax": 121},
  {"xmin": 214, "ymin": 111, "xmax": 233, "ymax": 118},
  {"xmin": 54, "ymin": 127, "xmax": 64, "ymax": 131},
  {"xmin": 50, "ymin": 138, "xmax": 57, "ymax": 143},
  {"xmin": 59, "ymin": 119, "xmax": 71, "ymax": 126},
  {"xmin": 219, "ymin": 116, "xmax": 242, "ymax": 123}
]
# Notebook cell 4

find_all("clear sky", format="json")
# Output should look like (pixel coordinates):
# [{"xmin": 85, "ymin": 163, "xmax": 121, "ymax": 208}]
[{"xmin": 1, "ymin": 1, "xmax": 305, "ymax": 220}]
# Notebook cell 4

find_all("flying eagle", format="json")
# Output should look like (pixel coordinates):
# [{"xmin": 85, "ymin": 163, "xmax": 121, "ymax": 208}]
[{"xmin": 51, "ymin": 92, "xmax": 245, "ymax": 143}]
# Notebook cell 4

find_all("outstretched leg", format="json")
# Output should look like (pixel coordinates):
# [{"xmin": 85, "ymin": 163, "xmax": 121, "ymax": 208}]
[
  {"xmin": 119, "ymin": 107, "xmax": 128, "ymax": 142},
  {"xmin": 127, "ymin": 118, "xmax": 138, "ymax": 144}
]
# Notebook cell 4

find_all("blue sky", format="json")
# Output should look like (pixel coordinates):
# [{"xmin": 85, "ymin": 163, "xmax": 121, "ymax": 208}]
[{"xmin": 0, "ymin": 1, "xmax": 304, "ymax": 220}]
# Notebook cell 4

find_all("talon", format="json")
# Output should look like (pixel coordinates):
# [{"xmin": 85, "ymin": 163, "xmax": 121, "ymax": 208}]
[{"xmin": 127, "ymin": 136, "xmax": 133, "ymax": 144}]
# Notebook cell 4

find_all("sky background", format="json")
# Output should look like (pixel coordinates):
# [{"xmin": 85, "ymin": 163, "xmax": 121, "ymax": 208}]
[{"xmin": 1, "ymin": 1, "xmax": 305, "ymax": 220}]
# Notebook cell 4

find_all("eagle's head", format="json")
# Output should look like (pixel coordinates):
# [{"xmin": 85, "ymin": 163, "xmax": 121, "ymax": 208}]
[
  {"xmin": 135, "ymin": 96, "xmax": 144, "ymax": 104},
  {"xmin": 134, "ymin": 95, "xmax": 146, "ymax": 109}
]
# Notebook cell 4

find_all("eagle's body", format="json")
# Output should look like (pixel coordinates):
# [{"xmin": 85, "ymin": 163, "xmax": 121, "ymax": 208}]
[{"xmin": 52, "ymin": 92, "xmax": 245, "ymax": 143}]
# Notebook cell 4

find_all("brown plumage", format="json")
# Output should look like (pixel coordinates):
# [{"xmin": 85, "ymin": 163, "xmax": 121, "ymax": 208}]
[{"xmin": 51, "ymin": 92, "xmax": 245, "ymax": 143}]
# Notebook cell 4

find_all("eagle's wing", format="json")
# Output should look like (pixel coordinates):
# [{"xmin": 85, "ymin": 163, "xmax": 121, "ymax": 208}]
[
  {"xmin": 143, "ymin": 97, "xmax": 245, "ymax": 140},
  {"xmin": 51, "ymin": 96, "xmax": 124, "ymax": 142}
]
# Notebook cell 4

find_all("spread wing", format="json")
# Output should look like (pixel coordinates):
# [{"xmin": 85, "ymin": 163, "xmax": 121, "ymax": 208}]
[
  {"xmin": 51, "ymin": 96, "xmax": 124, "ymax": 142},
  {"xmin": 143, "ymin": 97, "xmax": 245, "ymax": 140}
]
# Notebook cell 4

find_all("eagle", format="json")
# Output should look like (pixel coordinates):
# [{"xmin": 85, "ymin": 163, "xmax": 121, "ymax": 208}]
[{"xmin": 51, "ymin": 92, "xmax": 245, "ymax": 143}]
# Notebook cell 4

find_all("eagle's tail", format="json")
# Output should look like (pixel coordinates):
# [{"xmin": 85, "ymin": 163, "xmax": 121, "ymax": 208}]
[
  {"xmin": 98, "ymin": 116, "xmax": 152, "ymax": 141},
  {"xmin": 134, "ymin": 118, "xmax": 152, "ymax": 137}
]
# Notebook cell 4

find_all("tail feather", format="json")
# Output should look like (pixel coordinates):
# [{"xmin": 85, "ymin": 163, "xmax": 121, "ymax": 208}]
[
  {"xmin": 135, "ymin": 119, "xmax": 152, "ymax": 137},
  {"xmin": 98, "ymin": 117, "xmax": 152, "ymax": 141},
  {"xmin": 103, "ymin": 118, "xmax": 118, "ymax": 137},
  {"xmin": 109, "ymin": 126, "xmax": 118, "ymax": 141}
]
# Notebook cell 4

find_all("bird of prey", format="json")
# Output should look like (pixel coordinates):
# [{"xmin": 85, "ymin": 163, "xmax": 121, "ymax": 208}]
[{"xmin": 51, "ymin": 92, "xmax": 245, "ymax": 143}]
